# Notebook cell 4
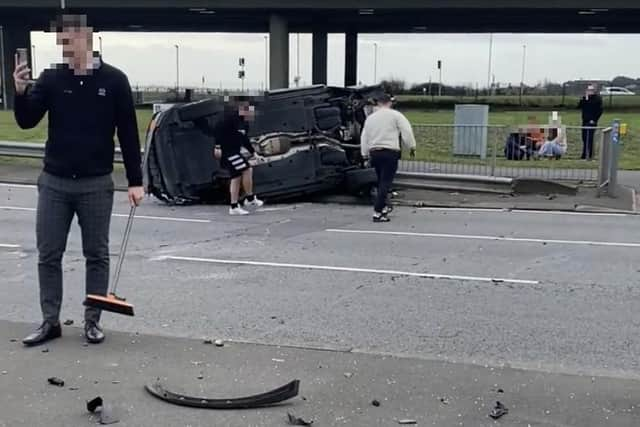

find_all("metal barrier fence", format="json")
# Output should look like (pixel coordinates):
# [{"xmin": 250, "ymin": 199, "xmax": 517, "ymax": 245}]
[{"xmin": 401, "ymin": 124, "xmax": 605, "ymax": 182}]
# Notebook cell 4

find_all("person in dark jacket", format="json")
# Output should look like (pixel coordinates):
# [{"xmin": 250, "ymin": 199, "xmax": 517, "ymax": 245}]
[
  {"xmin": 212, "ymin": 100, "xmax": 264, "ymax": 215},
  {"xmin": 578, "ymin": 84, "xmax": 604, "ymax": 160},
  {"xmin": 12, "ymin": 14, "xmax": 144, "ymax": 347}
]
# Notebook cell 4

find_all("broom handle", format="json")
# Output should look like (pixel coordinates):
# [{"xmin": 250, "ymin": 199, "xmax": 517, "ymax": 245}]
[
  {"xmin": 110, "ymin": 203, "xmax": 136, "ymax": 295},
  {"xmin": 108, "ymin": 113, "xmax": 157, "ymax": 295}
]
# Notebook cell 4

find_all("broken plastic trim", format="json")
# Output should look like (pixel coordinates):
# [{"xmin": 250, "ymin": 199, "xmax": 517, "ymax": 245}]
[{"xmin": 144, "ymin": 379, "xmax": 300, "ymax": 409}]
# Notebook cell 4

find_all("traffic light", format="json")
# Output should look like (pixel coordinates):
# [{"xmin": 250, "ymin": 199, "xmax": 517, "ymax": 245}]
[
  {"xmin": 238, "ymin": 70, "xmax": 245, "ymax": 79},
  {"xmin": 437, "ymin": 60, "xmax": 442, "ymax": 70},
  {"xmin": 239, "ymin": 57, "xmax": 245, "ymax": 66}
]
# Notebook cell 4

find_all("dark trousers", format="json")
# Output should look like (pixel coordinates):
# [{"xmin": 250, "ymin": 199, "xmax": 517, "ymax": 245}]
[
  {"xmin": 36, "ymin": 172, "xmax": 114, "ymax": 324},
  {"xmin": 370, "ymin": 149, "xmax": 400, "ymax": 213},
  {"xmin": 581, "ymin": 121, "xmax": 597, "ymax": 159}
]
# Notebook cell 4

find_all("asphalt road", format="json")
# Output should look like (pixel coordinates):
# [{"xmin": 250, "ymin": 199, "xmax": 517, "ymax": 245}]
[{"xmin": 1, "ymin": 182, "xmax": 639, "ymax": 380}]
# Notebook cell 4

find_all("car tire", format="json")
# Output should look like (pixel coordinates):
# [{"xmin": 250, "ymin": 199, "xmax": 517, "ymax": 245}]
[{"xmin": 344, "ymin": 168, "xmax": 377, "ymax": 196}]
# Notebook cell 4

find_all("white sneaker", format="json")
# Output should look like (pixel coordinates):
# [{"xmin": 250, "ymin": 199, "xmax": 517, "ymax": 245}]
[
  {"xmin": 244, "ymin": 197, "xmax": 264, "ymax": 208},
  {"xmin": 229, "ymin": 206, "xmax": 250, "ymax": 215}
]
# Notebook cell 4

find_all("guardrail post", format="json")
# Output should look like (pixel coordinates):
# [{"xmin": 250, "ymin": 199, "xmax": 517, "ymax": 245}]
[{"xmin": 609, "ymin": 119, "xmax": 621, "ymax": 197}]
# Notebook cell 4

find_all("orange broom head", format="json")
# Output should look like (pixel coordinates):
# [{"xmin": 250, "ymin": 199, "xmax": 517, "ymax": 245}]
[{"xmin": 83, "ymin": 293, "xmax": 135, "ymax": 317}]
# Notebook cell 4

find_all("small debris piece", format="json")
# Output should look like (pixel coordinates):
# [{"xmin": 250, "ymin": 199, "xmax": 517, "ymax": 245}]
[
  {"xmin": 492, "ymin": 279, "xmax": 504, "ymax": 284},
  {"xmin": 344, "ymin": 372, "xmax": 353, "ymax": 379},
  {"xmin": 48, "ymin": 377, "xmax": 65, "ymax": 387},
  {"xmin": 197, "ymin": 375, "xmax": 204, "ymax": 380},
  {"xmin": 99, "ymin": 403, "xmax": 120, "ymax": 425},
  {"xmin": 214, "ymin": 339, "xmax": 224, "ymax": 347},
  {"xmin": 111, "ymin": 381, "xmax": 121, "ymax": 384},
  {"xmin": 203, "ymin": 339, "xmax": 213, "ymax": 345},
  {"xmin": 10, "ymin": 339, "xmax": 17, "ymax": 343},
  {"xmin": 69, "ymin": 387, "xmax": 79, "ymax": 391},
  {"xmin": 398, "ymin": 420, "xmax": 417, "ymax": 425},
  {"xmin": 371, "ymin": 399, "xmax": 381, "ymax": 407},
  {"xmin": 63, "ymin": 319, "xmax": 74, "ymax": 326},
  {"xmin": 42, "ymin": 348, "xmax": 50, "ymax": 353},
  {"xmin": 497, "ymin": 388, "xmax": 505, "ymax": 393},
  {"xmin": 287, "ymin": 413, "xmax": 313, "ymax": 425},
  {"xmin": 1, "ymin": 371, "xmax": 8, "ymax": 375},
  {"xmin": 82, "ymin": 343, "xmax": 89, "ymax": 347},
  {"xmin": 87, "ymin": 397, "xmax": 103, "ymax": 413},
  {"xmin": 489, "ymin": 401, "xmax": 509, "ymax": 419},
  {"xmin": 272, "ymin": 358, "xmax": 285, "ymax": 363},
  {"xmin": 439, "ymin": 397, "xmax": 450, "ymax": 405},
  {"xmin": 270, "ymin": 316, "xmax": 278, "ymax": 319}
]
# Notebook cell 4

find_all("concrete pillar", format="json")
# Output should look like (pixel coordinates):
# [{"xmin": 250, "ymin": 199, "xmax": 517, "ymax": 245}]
[
  {"xmin": 269, "ymin": 14, "xmax": 289, "ymax": 90},
  {"xmin": 312, "ymin": 29, "xmax": 327, "ymax": 85},
  {"xmin": 344, "ymin": 31, "xmax": 358, "ymax": 87},
  {"xmin": 1, "ymin": 25, "xmax": 31, "ymax": 110}
]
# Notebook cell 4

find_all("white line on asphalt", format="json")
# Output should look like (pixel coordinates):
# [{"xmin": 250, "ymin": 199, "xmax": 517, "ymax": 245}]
[
  {"xmin": 326, "ymin": 229, "xmax": 640, "ymax": 248},
  {"xmin": 417, "ymin": 207, "xmax": 630, "ymax": 217},
  {"xmin": 0, "ymin": 243, "xmax": 20, "ymax": 249},
  {"xmin": 0, "ymin": 182, "xmax": 37, "ymax": 189},
  {"xmin": 0, "ymin": 206, "xmax": 211, "ymax": 223},
  {"xmin": 158, "ymin": 255, "xmax": 540, "ymax": 285}
]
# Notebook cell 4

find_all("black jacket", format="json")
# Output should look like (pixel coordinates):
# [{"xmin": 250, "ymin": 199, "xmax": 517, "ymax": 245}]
[
  {"xmin": 211, "ymin": 112, "xmax": 255, "ymax": 157},
  {"xmin": 578, "ymin": 94, "xmax": 604, "ymax": 124},
  {"xmin": 14, "ymin": 57, "xmax": 142, "ymax": 186}
]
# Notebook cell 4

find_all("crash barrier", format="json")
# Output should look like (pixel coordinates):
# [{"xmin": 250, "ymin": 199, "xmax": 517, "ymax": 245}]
[
  {"xmin": 0, "ymin": 141, "xmax": 124, "ymax": 162},
  {"xmin": 402, "ymin": 124, "xmax": 610, "ymax": 182}
]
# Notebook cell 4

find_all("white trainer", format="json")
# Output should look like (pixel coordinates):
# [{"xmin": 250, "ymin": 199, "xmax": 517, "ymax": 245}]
[
  {"xmin": 244, "ymin": 197, "xmax": 264, "ymax": 208},
  {"xmin": 229, "ymin": 206, "xmax": 250, "ymax": 215}
]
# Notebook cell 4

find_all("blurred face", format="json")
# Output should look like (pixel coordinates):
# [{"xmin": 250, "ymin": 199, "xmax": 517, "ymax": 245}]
[
  {"xmin": 56, "ymin": 26, "xmax": 93, "ymax": 59},
  {"xmin": 586, "ymin": 85, "xmax": 595, "ymax": 96},
  {"xmin": 238, "ymin": 102, "xmax": 256, "ymax": 122}
]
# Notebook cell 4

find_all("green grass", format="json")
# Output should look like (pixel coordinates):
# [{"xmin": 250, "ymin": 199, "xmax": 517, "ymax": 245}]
[
  {"xmin": 0, "ymin": 109, "xmax": 154, "ymax": 145},
  {"xmin": 2, "ymin": 107, "xmax": 639, "ymax": 170},
  {"xmin": 396, "ymin": 95, "xmax": 640, "ymax": 110}
]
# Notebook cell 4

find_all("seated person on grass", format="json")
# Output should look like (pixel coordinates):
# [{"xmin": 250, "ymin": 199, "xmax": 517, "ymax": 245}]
[{"xmin": 538, "ymin": 123, "xmax": 567, "ymax": 159}]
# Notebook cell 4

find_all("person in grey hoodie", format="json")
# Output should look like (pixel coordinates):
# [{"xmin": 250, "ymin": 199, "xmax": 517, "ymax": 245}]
[{"xmin": 360, "ymin": 94, "xmax": 416, "ymax": 222}]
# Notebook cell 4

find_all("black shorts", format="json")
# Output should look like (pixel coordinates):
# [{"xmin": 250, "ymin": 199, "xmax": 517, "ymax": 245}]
[{"xmin": 222, "ymin": 153, "xmax": 251, "ymax": 178}]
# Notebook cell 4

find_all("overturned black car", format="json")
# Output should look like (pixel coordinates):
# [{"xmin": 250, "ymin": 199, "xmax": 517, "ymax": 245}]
[{"xmin": 143, "ymin": 85, "xmax": 386, "ymax": 205}]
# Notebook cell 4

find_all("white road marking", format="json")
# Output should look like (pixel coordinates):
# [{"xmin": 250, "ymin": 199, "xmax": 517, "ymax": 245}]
[
  {"xmin": 326, "ymin": 229, "xmax": 640, "ymax": 249},
  {"xmin": 0, "ymin": 182, "xmax": 37, "ymax": 189},
  {"xmin": 0, "ymin": 243, "xmax": 20, "ymax": 249},
  {"xmin": 0, "ymin": 206, "xmax": 210, "ymax": 223},
  {"xmin": 159, "ymin": 255, "xmax": 539, "ymax": 285},
  {"xmin": 418, "ymin": 207, "xmax": 630, "ymax": 217}
]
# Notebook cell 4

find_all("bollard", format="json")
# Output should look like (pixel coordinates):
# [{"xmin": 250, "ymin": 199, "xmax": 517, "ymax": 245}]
[{"xmin": 609, "ymin": 119, "xmax": 621, "ymax": 197}]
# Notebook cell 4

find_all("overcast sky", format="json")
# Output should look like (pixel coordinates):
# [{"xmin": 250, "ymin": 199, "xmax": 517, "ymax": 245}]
[{"xmin": 29, "ymin": 31, "xmax": 640, "ymax": 90}]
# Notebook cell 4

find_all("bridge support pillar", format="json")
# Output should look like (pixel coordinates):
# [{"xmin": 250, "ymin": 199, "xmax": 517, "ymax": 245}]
[
  {"xmin": 269, "ymin": 14, "xmax": 289, "ymax": 90},
  {"xmin": 312, "ymin": 29, "xmax": 327, "ymax": 85},
  {"xmin": 1, "ymin": 25, "xmax": 31, "ymax": 110},
  {"xmin": 344, "ymin": 31, "xmax": 358, "ymax": 87}
]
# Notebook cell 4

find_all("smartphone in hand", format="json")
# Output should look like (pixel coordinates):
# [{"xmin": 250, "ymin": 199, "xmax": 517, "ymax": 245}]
[{"xmin": 15, "ymin": 48, "xmax": 35, "ymax": 83}]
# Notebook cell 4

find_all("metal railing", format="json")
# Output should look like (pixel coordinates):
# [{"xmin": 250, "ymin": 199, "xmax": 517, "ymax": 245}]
[
  {"xmin": 401, "ymin": 124, "xmax": 604, "ymax": 182},
  {"xmin": 0, "ymin": 141, "xmax": 124, "ymax": 163}
]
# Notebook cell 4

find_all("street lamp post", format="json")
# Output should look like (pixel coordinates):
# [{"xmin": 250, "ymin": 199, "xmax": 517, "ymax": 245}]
[
  {"xmin": 174, "ymin": 44, "xmax": 180, "ymax": 97},
  {"xmin": 31, "ymin": 44, "xmax": 36, "ymax": 76},
  {"xmin": 520, "ymin": 44, "xmax": 527, "ymax": 103},
  {"xmin": 373, "ymin": 42, "xmax": 378, "ymax": 84},
  {"xmin": 487, "ymin": 33, "xmax": 493, "ymax": 95},
  {"xmin": 264, "ymin": 35, "xmax": 268, "ymax": 91},
  {"xmin": 99, "ymin": 36, "xmax": 102, "ymax": 56}
]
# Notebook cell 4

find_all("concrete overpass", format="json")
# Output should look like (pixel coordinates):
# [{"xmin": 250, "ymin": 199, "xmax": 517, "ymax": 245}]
[{"xmin": 2, "ymin": 1, "xmax": 639, "ymax": 107}]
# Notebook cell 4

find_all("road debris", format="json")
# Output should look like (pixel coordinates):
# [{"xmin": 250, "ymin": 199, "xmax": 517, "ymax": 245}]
[
  {"xmin": 214, "ymin": 339, "xmax": 224, "ymax": 347},
  {"xmin": 397, "ymin": 419, "xmax": 417, "ymax": 425},
  {"xmin": 63, "ymin": 319, "xmax": 74, "ymax": 326},
  {"xmin": 343, "ymin": 372, "xmax": 353, "ymax": 379},
  {"xmin": 197, "ymin": 375, "xmax": 204, "ymax": 380},
  {"xmin": 9, "ymin": 338, "xmax": 17, "ymax": 343},
  {"xmin": 87, "ymin": 397, "xmax": 120, "ymax": 425},
  {"xmin": 69, "ymin": 387, "xmax": 79, "ymax": 391},
  {"xmin": 48, "ymin": 377, "xmax": 65, "ymax": 387},
  {"xmin": 287, "ymin": 412, "xmax": 313, "ymax": 425},
  {"xmin": 439, "ymin": 396, "xmax": 450, "ymax": 405},
  {"xmin": 42, "ymin": 348, "xmax": 49, "ymax": 353},
  {"xmin": 489, "ymin": 401, "xmax": 509, "ymax": 419},
  {"xmin": 1, "ymin": 371, "xmax": 8, "ymax": 375},
  {"xmin": 203, "ymin": 339, "xmax": 213, "ymax": 345},
  {"xmin": 272, "ymin": 358, "xmax": 285, "ymax": 363},
  {"xmin": 111, "ymin": 381, "xmax": 121, "ymax": 385},
  {"xmin": 145, "ymin": 378, "xmax": 300, "ymax": 409},
  {"xmin": 371, "ymin": 399, "xmax": 381, "ymax": 407}
]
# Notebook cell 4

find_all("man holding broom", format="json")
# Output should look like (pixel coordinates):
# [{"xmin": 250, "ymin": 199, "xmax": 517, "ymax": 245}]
[{"xmin": 12, "ymin": 14, "xmax": 144, "ymax": 346}]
